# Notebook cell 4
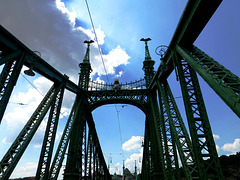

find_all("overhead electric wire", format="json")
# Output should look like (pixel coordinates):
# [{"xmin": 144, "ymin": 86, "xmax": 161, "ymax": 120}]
[
  {"xmin": 21, "ymin": 72, "xmax": 44, "ymax": 96},
  {"xmin": 84, "ymin": 0, "xmax": 109, "ymax": 83},
  {"xmin": 20, "ymin": 73, "xmax": 69, "ymax": 121},
  {"xmin": 84, "ymin": 0, "xmax": 125, "ymax": 160},
  {"xmin": 116, "ymin": 106, "xmax": 125, "ymax": 160}
]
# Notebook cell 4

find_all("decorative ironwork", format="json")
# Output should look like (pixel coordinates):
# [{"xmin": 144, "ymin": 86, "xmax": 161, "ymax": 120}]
[
  {"xmin": 155, "ymin": 45, "xmax": 169, "ymax": 60},
  {"xmin": 88, "ymin": 78, "xmax": 146, "ymax": 91}
]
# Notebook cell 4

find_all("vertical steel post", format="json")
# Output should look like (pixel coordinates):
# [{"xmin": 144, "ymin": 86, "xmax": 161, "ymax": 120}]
[
  {"xmin": 141, "ymin": 118, "xmax": 151, "ymax": 180},
  {"xmin": 148, "ymin": 92, "xmax": 166, "ymax": 179},
  {"xmin": 0, "ymin": 52, "xmax": 25, "ymax": 124},
  {"xmin": 174, "ymin": 49, "xmax": 224, "ymax": 179},
  {"xmin": 156, "ymin": 82, "xmax": 177, "ymax": 180},
  {"xmin": 64, "ymin": 96, "xmax": 87, "ymax": 180},
  {"xmin": 49, "ymin": 97, "xmax": 81, "ymax": 180}
]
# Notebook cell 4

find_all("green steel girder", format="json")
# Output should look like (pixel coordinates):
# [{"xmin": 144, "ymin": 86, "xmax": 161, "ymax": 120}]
[
  {"xmin": 157, "ymin": 80, "xmax": 198, "ymax": 180},
  {"xmin": 141, "ymin": 119, "xmax": 151, "ymax": 180},
  {"xmin": 0, "ymin": 25, "xmax": 81, "ymax": 94},
  {"xmin": 86, "ymin": 112, "xmax": 111, "ymax": 180},
  {"xmin": 0, "ymin": 52, "xmax": 25, "ymax": 124},
  {"xmin": 63, "ymin": 99, "xmax": 111, "ymax": 179},
  {"xmin": 35, "ymin": 85, "xmax": 65, "ymax": 180},
  {"xmin": 0, "ymin": 82, "xmax": 64, "ymax": 180},
  {"xmin": 176, "ymin": 44, "xmax": 240, "ymax": 118},
  {"xmin": 174, "ymin": 55, "xmax": 224, "ymax": 180},
  {"xmin": 87, "ymin": 89, "xmax": 148, "ymax": 113},
  {"xmin": 149, "ymin": 0, "xmax": 223, "ymax": 90},
  {"xmin": 86, "ymin": 129, "xmax": 94, "ymax": 179},
  {"xmin": 80, "ymin": 120, "xmax": 87, "ymax": 178},
  {"xmin": 64, "ymin": 96, "xmax": 88, "ymax": 179},
  {"xmin": 148, "ymin": 92, "xmax": 166, "ymax": 180},
  {"xmin": 0, "ymin": 50, "xmax": 22, "ymax": 66},
  {"xmin": 157, "ymin": 81, "xmax": 180, "ymax": 180},
  {"xmin": 49, "ymin": 96, "xmax": 82, "ymax": 180}
]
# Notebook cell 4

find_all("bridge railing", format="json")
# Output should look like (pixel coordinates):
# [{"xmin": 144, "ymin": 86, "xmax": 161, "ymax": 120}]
[{"xmin": 88, "ymin": 78, "xmax": 146, "ymax": 91}]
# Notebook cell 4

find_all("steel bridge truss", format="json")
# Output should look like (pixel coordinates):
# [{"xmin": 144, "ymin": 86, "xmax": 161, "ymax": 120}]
[{"xmin": 0, "ymin": 0, "xmax": 240, "ymax": 179}]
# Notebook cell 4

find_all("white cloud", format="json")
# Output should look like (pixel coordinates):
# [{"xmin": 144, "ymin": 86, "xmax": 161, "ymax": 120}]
[
  {"xmin": 33, "ymin": 77, "xmax": 53, "ymax": 95},
  {"xmin": 110, "ymin": 162, "xmax": 122, "ymax": 175},
  {"xmin": 116, "ymin": 71, "xmax": 123, "ymax": 78},
  {"xmin": 92, "ymin": 45, "xmax": 130, "ymax": 77},
  {"xmin": 121, "ymin": 136, "xmax": 144, "ymax": 173},
  {"xmin": 2, "ymin": 137, "xmax": 8, "ymax": 144},
  {"xmin": 2, "ymin": 77, "xmax": 53, "ymax": 144},
  {"xmin": 216, "ymin": 145, "xmax": 221, "ymax": 154},
  {"xmin": 222, "ymin": 138, "xmax": 240, "ymax": 153},
  {"xmin": 56, "ymin": 0, "xmax": 77, "ymax": 25},
  {"xmin": 0, "ymin": 0, "xmax": 130, "ymax": 85},
  {"xmin": 122, "ymin": 136, "xmax": 143, "ymax": 151},
  {"xmin": 77, "ymin": 26, "xmax": 105, "ymax": 46},
  {"xmin": 4, "ymin": 77, "xmax": 52, "ymax": 128},
  {"xmin": 213, "ymin": 134, "xmax": 220, "ymax": 140},
  {"xmin": 11, "ymin": 162, "xmax": 38, "ymax": 178},
  {"xmin": 125, "ymin": 148, "xmax": 143, "ymax": 173},
  {"xmin": 114, "ymin": 162, "xmax": 122, "ymax": 170}
]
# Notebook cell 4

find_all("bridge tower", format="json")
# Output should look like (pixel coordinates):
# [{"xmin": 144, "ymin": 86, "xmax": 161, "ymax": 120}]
[
  {"xmin": 141, "ymin": 38, "xmax": 155, "ymax": 87},
  {"xmin": 78, "ymin": 40, "xmax": 94, "ymax": 89}
]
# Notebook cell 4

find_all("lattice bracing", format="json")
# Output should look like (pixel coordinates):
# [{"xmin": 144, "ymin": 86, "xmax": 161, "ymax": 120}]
[{"xmin": 176, "ymin": 44, "xmax": 240, "ymax": 118}]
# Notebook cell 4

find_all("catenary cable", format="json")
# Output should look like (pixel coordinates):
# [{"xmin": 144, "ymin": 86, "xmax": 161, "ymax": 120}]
[{"xmin": 84, "ymin": 0, "xmax": 125, "ymax": 161}]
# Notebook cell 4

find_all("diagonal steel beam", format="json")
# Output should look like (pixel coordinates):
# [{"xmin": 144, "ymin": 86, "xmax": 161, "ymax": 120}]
[
  {"xmin": 176, "ymin": 44, "xmax": 240, "ymax": 118},
  {"xmin": 0, "ymin": 25, "xmax": 81, "ymax": 94},
  {"xmin": 0, "ymin": 83, "xmax": 63, "ymax": 180},
  {"xmin": 149, "ymin": 0, "xmax": 223, "ymax": 90}
]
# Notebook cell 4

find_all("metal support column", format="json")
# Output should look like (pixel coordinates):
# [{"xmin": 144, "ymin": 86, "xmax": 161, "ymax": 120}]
[
  {"xmin": 49, "ymin": 97, "xmax": 81, "ymax": 180},
  {"xmin": 86, "ymin": 130, "xmax": 93, "ymax": 179},
  {"xmin": 148, "ymin": 92, "xmax": 166, "ymax": 179},
  {"xmin": 157, "ymin": 80, "xmax": 180, "ymax": 180},
  {"xmin": 0, "ymin": 52, "xmax": 25, "ymax": 124},
  {"xmin": 141, "ymin": 118, "xmax": 151, "ymax": 180},
  {"xmin": 157, "ymin": 80, "xmax": 198, "ymax": 179},
  {"xmin": 64, "ymin": 96, "xmax": 87, "ymax": 180},
  {"xmin": 174, "ymin": 50, "xmax": 224, "ymax": 179}
]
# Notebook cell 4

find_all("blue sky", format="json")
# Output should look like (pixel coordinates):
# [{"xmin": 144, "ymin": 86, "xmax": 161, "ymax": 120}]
[{"xmin": 0, "ymin": 0, "xmax": 239, "ymax": 178}]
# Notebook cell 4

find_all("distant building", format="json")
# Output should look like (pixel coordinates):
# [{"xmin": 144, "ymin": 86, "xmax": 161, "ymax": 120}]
[
  {"xmin": 124, "ymin": 168, "xmax": 134, "ymax": 180},
  {"xmin": 112, "ymin": 172, "xmax": 123, "ymax": 180}
]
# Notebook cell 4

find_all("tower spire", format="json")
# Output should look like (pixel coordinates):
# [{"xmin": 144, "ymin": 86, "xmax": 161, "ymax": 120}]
[
  {"xmin": 78, "ymin": 40, "xmax": 94, "ymax": 89},
  {"xmin": 134, "ymin": 160, "xmax": 138, "ymax": 180},
  {"xmin": 140, "ymin": 38, "xmax": 152, "ymax": 61},
  {"xmin": 141, "ymin": 38, "xmax": 155, "ymax": 87},
  {"xmin": 82, "ymin": 40, "xmax": 94, "ymax": 63}
]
